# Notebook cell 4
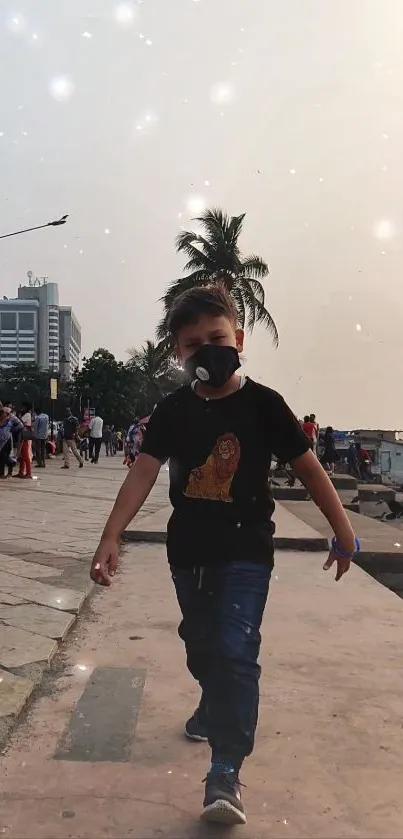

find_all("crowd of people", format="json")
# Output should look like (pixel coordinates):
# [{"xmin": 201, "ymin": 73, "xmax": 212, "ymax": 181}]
[{"xmin": 0, "ymin": 400, "xmax": 148, "ymax": 481}]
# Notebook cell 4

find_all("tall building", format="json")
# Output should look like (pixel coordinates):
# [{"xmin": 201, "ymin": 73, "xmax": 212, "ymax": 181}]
[
  {"xmin": 59, "ymin": 307, "xmax": 81, "ymax": 378},
  {"xmin": 0, "ymin": 275, "xmax": 81, "ymax": 378}
]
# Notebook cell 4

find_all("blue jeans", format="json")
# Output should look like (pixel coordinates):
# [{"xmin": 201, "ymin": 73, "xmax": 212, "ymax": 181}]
[{"xmin": 170, "ymin": 561, "xmax": 272, "ymax": 769}]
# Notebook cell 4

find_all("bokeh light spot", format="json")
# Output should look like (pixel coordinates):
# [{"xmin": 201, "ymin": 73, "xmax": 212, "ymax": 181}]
[
  {"xmin": 49, "ymin": 76, "xmax": 75, "ymax": 102},
  {"xmin": 210, "ymin": 82, "xmax": 235, "ymax": 105}
]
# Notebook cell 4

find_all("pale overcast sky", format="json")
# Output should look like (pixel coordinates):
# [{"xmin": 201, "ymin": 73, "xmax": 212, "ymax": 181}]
[{"xmin": 1, "ymin": 0, "xmax": 402, "ymax": 428}]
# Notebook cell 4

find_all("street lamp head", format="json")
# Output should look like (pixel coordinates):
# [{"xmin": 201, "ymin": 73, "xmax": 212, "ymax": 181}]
[{"xmin": 49, "ymin": 214, "xmax": 69, "ymax": 227}]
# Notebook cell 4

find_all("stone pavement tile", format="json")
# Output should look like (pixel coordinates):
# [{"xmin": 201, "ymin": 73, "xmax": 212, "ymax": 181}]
[
  {"xmin": 0, "ymin": 624, "xmax": 57, "ymax": 668},
  {"xmin": 0, "ymin": 555, "xmax": 62, "ymax": 580},
  {"xmin": 0, "ymin": 669, "xmax": 34, "ymax": 718},
  {"xmin": 0, "ymin": 593, "xmax": 27, "ymax": 606},
  {"xmin": 41, "ymin": 562, "xmax": 93, "ymax": 596},
  {"xmin": 0, "ymin": 572, "xmax": 85, "ymax": 614},
  {"xmin": 0, "ymin": 603, "xmax": 75, "ymax": 640}
]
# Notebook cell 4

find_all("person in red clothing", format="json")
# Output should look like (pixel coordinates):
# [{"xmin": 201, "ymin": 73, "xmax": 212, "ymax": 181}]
[
  {"xmin": 355, "ymin": 442, "xmax": 372, "ymax": 482},
  {"xmin": 310, "ymin": 413, "xmax": 320, "ymax": 455},
  {"xmin": 17, "ymin": 402, "xmax": 33, "ymax": 479},
  {"xmin": 302, "ymin": 415, "xmax": 317, "ymax": 451}
]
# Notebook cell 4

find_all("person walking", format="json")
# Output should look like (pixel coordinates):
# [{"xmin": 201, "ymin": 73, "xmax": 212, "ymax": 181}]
[
  {"xmin": 310, "ymin": 413, "xmax": 320, "ymax": 456},
  {"xmin": 111, "ymin": 425, "xmax": 117, "ymax": 456},
  {"xmin": 90, "ymin": 285, "xmax": 357, "ymax": 826},
  {"xmin": 78, "ymin": 425, "xmax": 89, "ymax": 461},
  {"xmin": 62, "ymin": 408, "xmax": 83, "ymax": 469},
  {"xmin": 347, "ymin": 441, "xmax": 361, "ymax": 480},
  {"xmin": 302, "ymin": 415, "xmax": 317, "ymax": 451},
  {"xmin": 0, "ymin": 403, "xmax": 23, "ymax": 479},
  {"xmin": 103, "ymin": 424, "xmax": 112, "ymax": 457},
  {"xmin": 33, "ymin": 408, "xmax": 49, "ymax": 467},
  {"xmin": 17, "ymin": 402, "xmax": 33, "ymax": 479},
  {"xmin": 89, "ymin": 412, "xmax": 103, "ymax": 464},
  {"xmin": 320, "ymin": 426, "xmax": 338, "ymax": 475}
]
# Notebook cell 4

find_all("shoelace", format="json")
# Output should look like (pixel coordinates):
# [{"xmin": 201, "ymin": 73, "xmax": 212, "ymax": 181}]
[{"xmin": 202, "ymin": 772, "xmax": 246, "ymax": 790}]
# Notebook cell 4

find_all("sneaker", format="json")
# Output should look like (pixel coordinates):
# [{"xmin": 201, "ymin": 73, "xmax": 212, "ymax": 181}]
[
  {"xmin": 79, "ymin": 462, "xmax": 84, "ymax": 468},
  {"xmin": 185, "ymin": 707, "xmax": 208, "ymax": 742},
  {"xmin": 202, "ymin": 770, "xmax": 246, "ymax": 825}
]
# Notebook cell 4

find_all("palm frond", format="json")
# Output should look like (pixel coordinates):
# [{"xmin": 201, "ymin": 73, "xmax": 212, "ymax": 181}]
[
  {"xmin": 175, "ymin": 230, "xmax": 202, "ymax": 254},
  {"xmin": 231, "ymin": 287, "xmax": 246, "ymax": 330},
  {"xmin": 251, "ymin": 299, "xmax": 279, "ymax": 346},
  {"xmin": 196, "ymin": 208, "xmax": 228, "ymax": 245},
  {"xmin": 240, "ymin": 284, "xmax": 257, "ymax": 332},
  {"xmin": 240, "ymin": 277, "xmax": 265, "ymax": 305},
  {"xmin": 240, "ymin": 254, "xmax": 269, "ymax": 280},
  {"xmin": 227, "ymin": 213, "xmax": 246, "ymax": 249},
  {"xmin": 161, "ymin": 271, "xmax": 212, "ymax": 308}
]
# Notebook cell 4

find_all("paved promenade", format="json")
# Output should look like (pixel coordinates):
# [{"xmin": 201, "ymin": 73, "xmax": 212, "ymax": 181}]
[
  {"xmin": 0, "ymin": 456, "xmax": 168, "ymax": 738},
  {"xmin": 1, "ymin": 457, "xmax": 403, "ymax": 837}
]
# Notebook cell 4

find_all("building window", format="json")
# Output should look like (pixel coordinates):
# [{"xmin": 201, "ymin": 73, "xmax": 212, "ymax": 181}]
[
  {"xmin": 0, "ymin": 312, "xmax": 17, "ymax": 331},
  {"xmin": 18, "ymin": 312, "xmax": 35, "ymax": 331}
]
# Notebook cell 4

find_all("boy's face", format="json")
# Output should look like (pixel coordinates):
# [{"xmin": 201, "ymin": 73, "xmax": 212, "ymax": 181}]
[{"xmin": 175, "ymin": 314, "xmax": 244, "ymax": 363}]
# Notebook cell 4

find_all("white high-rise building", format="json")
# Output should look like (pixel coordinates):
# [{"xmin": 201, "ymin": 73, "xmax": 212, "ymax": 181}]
[
  {"xmin": 59, "ymin": 307, "xmax": 81, "ymax": 378},
  {"xmin": 0, "ymin": 275, "xmax": 81, "ymax": 378}
]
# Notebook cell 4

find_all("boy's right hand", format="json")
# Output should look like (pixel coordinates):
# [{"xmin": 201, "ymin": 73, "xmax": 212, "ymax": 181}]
[{"xmin": 90, "ymin": 538, "xmax": 119, "ymax": 586}]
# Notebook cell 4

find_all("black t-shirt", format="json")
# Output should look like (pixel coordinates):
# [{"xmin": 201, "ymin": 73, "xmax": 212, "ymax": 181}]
[
  {"xmin": 141, "ymin": 378, "xmax": 310, "ymax": 568},
  {"xmin": 63, "ymin": 415, "xmax": 79, "ymax": 439}
]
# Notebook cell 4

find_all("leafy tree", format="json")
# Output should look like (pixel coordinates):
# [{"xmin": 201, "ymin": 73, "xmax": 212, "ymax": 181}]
[
  {"xmin": 0, "ymin": 362, "xmax": 70, "ymax": 417},
  {"xmin": 70, "ymin": 348, "xmax": 139, "ymax": 427},
  {"xmin": 157, "ymin": 207, "xmax": 278, "ymax": 346}
]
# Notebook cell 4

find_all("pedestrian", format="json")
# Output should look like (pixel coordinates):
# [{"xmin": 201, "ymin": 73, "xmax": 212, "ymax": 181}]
[
  {"xmin": 347, "ymin": 441, "xmax": 361, "ymax": 479},
  {"xmin": 116, "ymin": 429, "xmax": 123, "ymax": 452},
  {"xmin": 8, "ymin": 407, "xmax": 23, "ymax": 477},
  {"xmin": 302, "ymin": 415, "xmax": 317, "ymax": 451},
  {"xmin": 111, "ymin": 425, "xmax": 117, "ymax": 456},
  {"xmin": 355, "ymin": 442, "xmax": 372, "ymax": 482},
  {"xmin": 320, "ymin": 426, "xmax": 338, "ymax": 475},
  {"xmin": 90, "ymin": 285, "xmax": 358, "ymax": 826},
  {"xmin": 89, "ymin": 411, "xmax": 103, "ymax": 464},
  {"xmin": 33, "ymin": 407, "xmax": 49, "ymax": 468},
  {"xmin": 0, "ymin": 403, "xmax": 23, "ymax": 479},
  {"xmin": 61, "ymin": 408, "xmax": 84, "ymax": 469},
  {"xmin": 103, "ymin": 424, "xmax": 112, "ymax": 457},
  {"xmin": 310, "ymin": 413, "xmax": 320, "ymax": 455},
  {"xmin": 78, "ymin": 425, "xmax": 89, "ymax": 461},
  {"xmin": 17, "ymin": 401, "xmax": 33, "ymax": 479}
]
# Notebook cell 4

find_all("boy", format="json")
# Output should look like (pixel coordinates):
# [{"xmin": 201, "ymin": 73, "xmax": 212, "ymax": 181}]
[{"xmin": 90, "ymin": 285, "xmax": 357, "ymax": 826}]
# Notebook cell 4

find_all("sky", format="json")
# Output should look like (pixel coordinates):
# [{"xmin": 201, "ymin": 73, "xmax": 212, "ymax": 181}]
[{"xmin": 1, "ymin": 0, "xmax": 403, "ymax": 429}]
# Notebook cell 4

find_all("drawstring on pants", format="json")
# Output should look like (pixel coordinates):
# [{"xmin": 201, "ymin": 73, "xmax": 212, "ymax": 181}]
[{"xmin": 194, "ymin": 566, "xmax": 205, "ymax": 590}]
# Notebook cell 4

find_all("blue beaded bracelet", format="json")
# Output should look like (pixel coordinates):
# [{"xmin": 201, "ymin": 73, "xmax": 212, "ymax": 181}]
[{"xmin": 331, "ymin": 536, "xmax": 360, "ymax": 559}]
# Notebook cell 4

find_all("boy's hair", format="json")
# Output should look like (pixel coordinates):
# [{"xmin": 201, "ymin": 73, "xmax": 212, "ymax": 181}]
[
  {"xmin": 303, "ymin": 415, "xmax": 310, "ymax": 423},
  {"xmin": 167, "ymin": 283, "xmax": 238, "ymax": 337}
]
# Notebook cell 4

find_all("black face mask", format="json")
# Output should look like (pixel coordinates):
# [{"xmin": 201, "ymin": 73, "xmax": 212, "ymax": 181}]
[{"xmin": 185, "ymin": 344, "xmax": 241, "ymax": 388}]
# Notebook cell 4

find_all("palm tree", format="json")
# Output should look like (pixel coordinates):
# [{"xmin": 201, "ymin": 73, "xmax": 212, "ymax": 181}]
[
  {"xmin": 157, "ymin": 208, "xmax": 278, "ymax": 346},
  {"xmin": 127, "ymin": 340, "xmax": 187, "ymax": 411}
]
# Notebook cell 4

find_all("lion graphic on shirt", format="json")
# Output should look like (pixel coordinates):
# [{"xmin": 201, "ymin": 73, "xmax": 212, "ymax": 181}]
[{"xmin": 184, "ymin": 433, "xmax": 241, "ymax": 502}]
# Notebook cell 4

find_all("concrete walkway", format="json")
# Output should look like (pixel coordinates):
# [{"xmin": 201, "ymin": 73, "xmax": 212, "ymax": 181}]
[
  {"xmin": 282, "ymin": 500, "xmax": 403, "ymax": 595},
  {"xmin": 0, "ymin": 456, "xmax": 168, "ymax": 743},
  {"xmin": 1, "ymin": 535, "xmax": 403, "ymax": 837}
]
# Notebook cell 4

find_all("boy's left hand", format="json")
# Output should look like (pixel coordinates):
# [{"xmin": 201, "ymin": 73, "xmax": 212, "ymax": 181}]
[{"xmin": 323, "ymin": 549, "xmax": 350, "ymax": 582}]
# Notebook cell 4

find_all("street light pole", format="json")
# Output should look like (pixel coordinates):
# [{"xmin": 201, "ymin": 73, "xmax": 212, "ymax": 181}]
[{"xmin": 0, "ymin": 215, "xmax": 69, "ymax": 241}]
